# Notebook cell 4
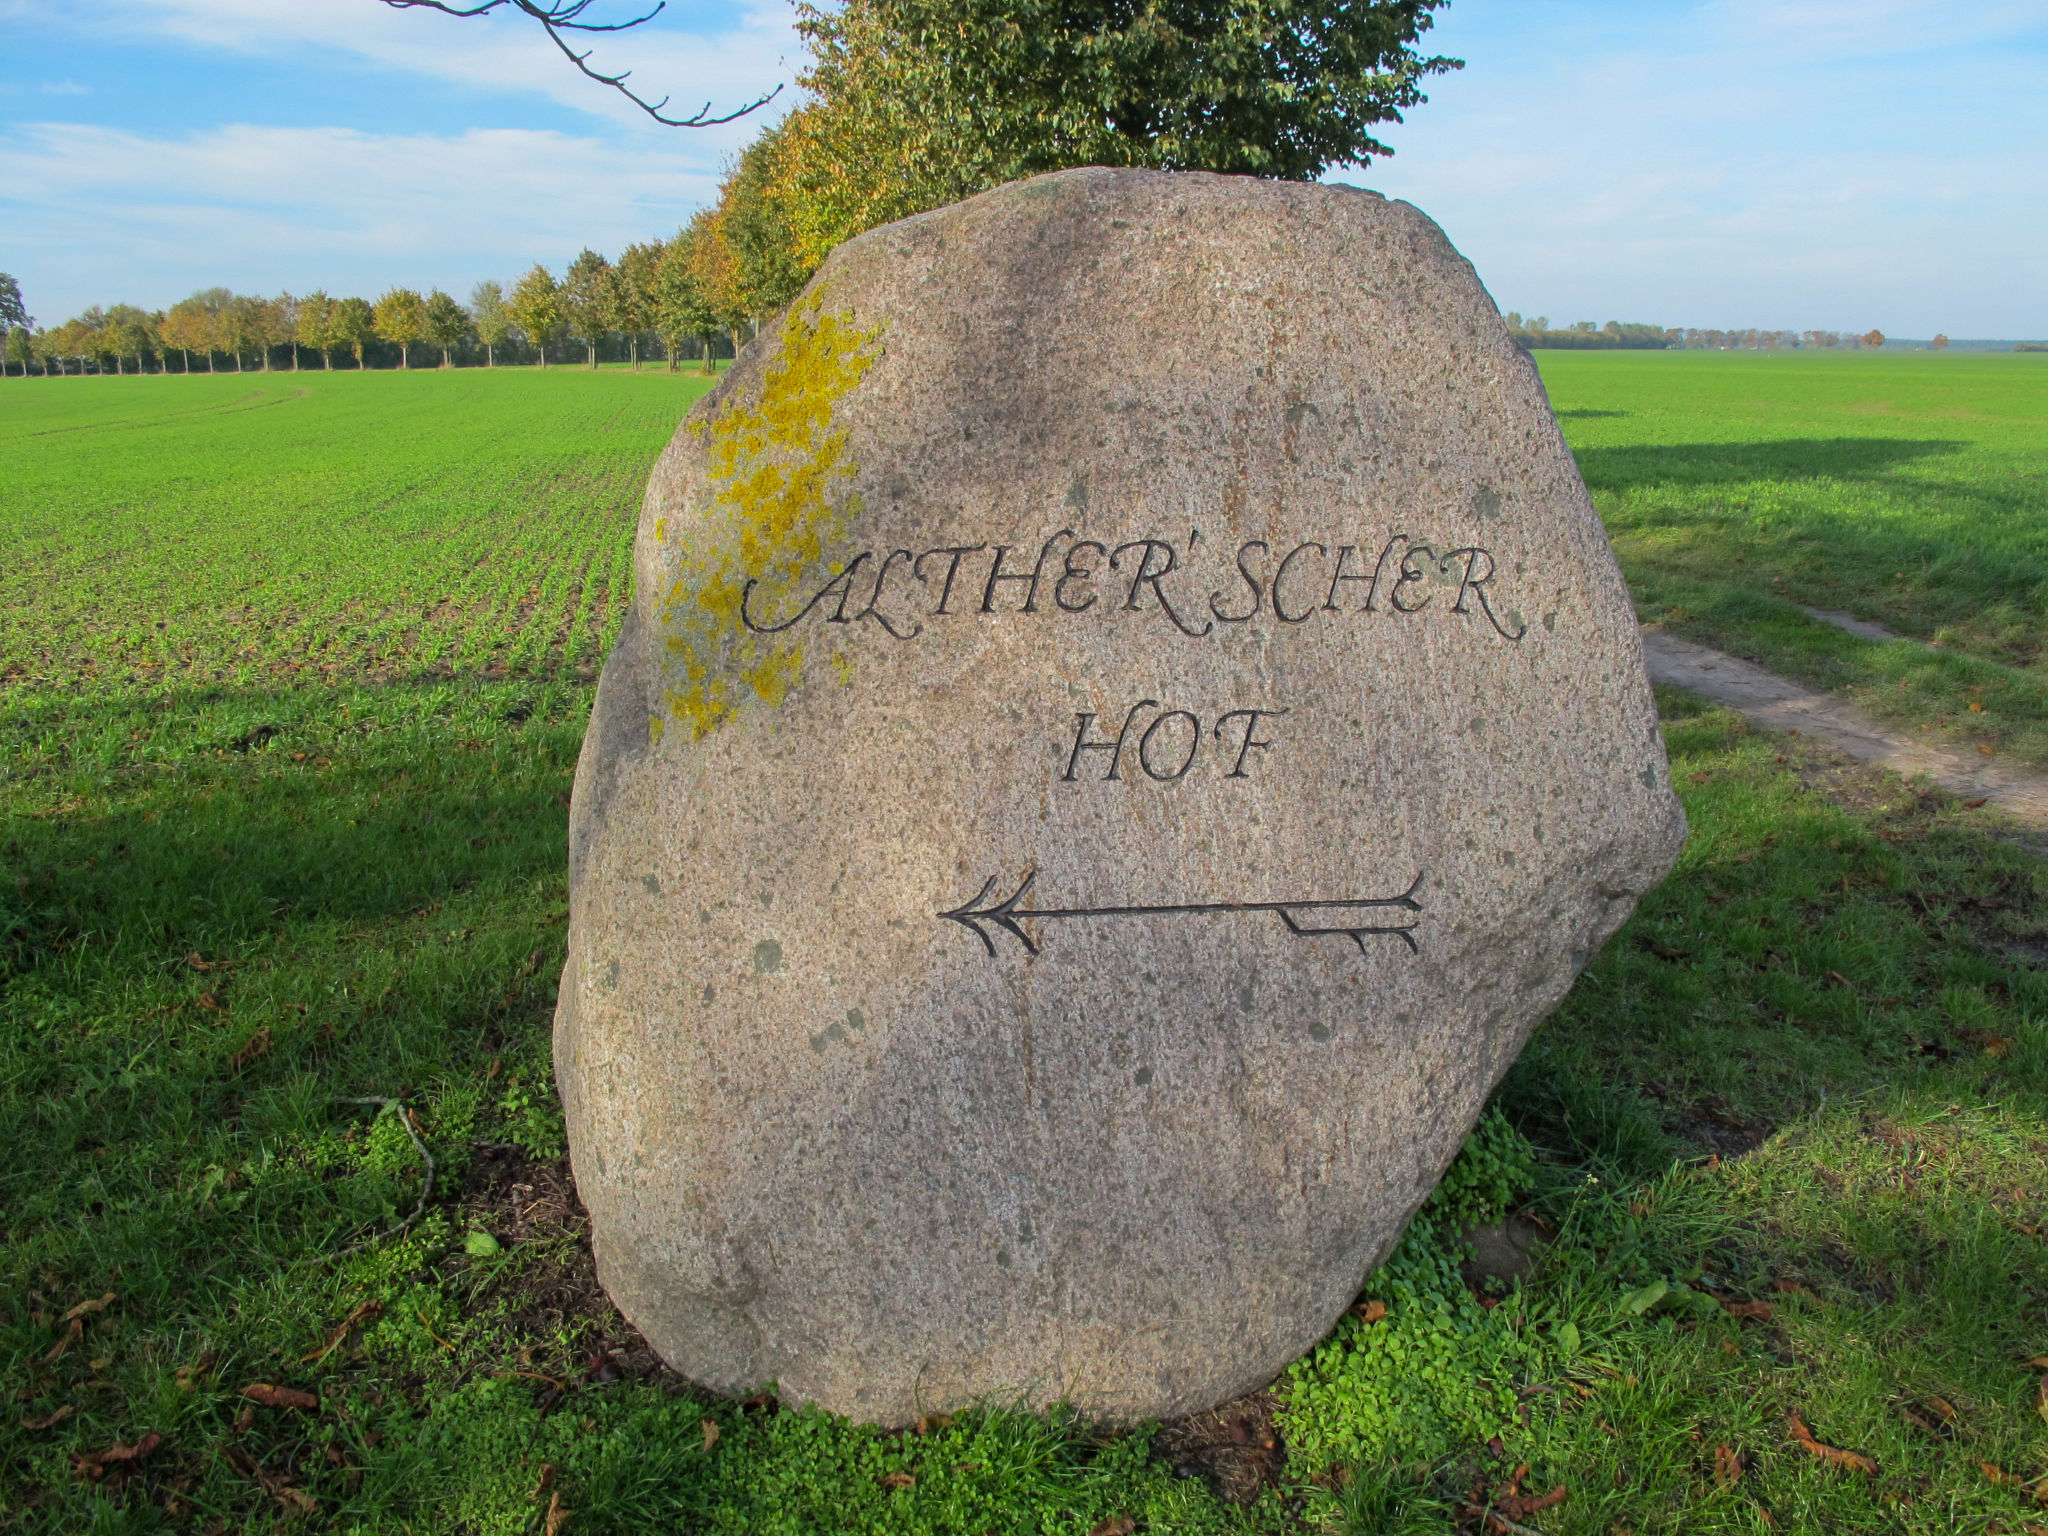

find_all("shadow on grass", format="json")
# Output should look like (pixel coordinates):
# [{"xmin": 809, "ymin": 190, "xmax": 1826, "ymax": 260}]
[
  {"xmin": 1576, "ymin": 435, "xmax": 1967, "ymax": 491},
  {"xmin": 2, "ymin": 678, "xmax": 582, "ymax": 985}
]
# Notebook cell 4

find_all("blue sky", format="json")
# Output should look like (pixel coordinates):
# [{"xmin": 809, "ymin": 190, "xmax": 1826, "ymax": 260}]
[{"xmin": 2, "ymin": 0, "xmax": 2044, "ymax": 336}]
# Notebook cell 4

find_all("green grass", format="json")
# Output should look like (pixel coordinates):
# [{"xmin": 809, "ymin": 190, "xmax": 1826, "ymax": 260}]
[
  {"xmin": 5, "ymin": 363, "xmax": 2048, "ymax": 1534},
  {"xmin": 1539, "ymin": 350, "xmax": 2048, "ymax": 765}
]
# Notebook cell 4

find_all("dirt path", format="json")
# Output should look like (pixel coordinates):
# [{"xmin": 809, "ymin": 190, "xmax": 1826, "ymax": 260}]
[{"xmin": 1639, "ymin": 627, "xmax": 2048, "ymax": 825}]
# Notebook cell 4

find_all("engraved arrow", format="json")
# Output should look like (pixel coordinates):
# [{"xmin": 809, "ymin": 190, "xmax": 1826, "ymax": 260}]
[{"xmin": 939, "ymin": 870, "xmax": 1423, "ymax": 959}]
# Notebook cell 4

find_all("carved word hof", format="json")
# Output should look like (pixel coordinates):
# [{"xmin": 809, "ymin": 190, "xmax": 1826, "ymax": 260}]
[{"xmin": 738, "ymin": 528, "xmax": 1528, "ymax": 644}]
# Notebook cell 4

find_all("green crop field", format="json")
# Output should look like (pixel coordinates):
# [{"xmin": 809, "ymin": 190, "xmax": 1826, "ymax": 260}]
[
  {"xmin": 4, "ymin": 359, "xmax": 2048, "ymax": 1536},
  {"xmin": 1544, "ymin": 350, "xmax": 2048, "ymax": 765}
]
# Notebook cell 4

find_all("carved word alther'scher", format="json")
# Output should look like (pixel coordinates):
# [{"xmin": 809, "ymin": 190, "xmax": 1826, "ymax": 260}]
[{"xmin": 738, "ymin": 529, "xmax": 1529, "ymax": 644}]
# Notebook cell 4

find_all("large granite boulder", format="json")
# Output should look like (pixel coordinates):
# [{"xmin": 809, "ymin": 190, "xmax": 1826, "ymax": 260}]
[{"xmin": 556, "ymin": 167, "xmax": 1685, "ymax": 1424}]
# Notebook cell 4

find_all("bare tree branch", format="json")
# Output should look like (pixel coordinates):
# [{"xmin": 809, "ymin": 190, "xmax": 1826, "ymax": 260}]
[{"xmin": 376, "ymin": 0, "xmax": 782, "ymax": 127}]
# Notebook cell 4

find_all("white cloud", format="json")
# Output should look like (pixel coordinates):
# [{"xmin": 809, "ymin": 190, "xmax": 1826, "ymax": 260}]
[
  {"xmin": 0, "ymin": 121, "xmax": 724, "ymax": 316},
  {"xmin": 105, "ymin": 0, "xmax": 799, "ymax": 140}
]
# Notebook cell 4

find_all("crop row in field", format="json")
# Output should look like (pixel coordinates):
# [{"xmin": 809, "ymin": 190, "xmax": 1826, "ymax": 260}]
[{"xmin": 0, "ymin": 371, "xmax": 713, "ymax": 697}]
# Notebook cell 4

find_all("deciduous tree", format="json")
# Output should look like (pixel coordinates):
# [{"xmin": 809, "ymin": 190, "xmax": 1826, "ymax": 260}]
[
  {"xmin": 651, "ymin": 223, "xmax": 720, "ymax": 374},
  {"xmin": 608, "ymin": 241, "xmax": 661, "ymax": 370},
  {"xmin": 471, "ymin": 280, "xmax": 511, "ymax": 366},
  {"xmin": 510, "ymin": 264, "xmax": 565, "ymax": 368},
  {"xmin": 0, "ymin": 274, "xmax": 28, "ymax": 377},
  {"xmin": 297, "ymin": 291, "xmax": 338, "ymax": 369},
  {"xmin": 424, "ymin": 289, "xmax": 470, "ymax": 367},
  {"xmin": 374, "ymin": 288, "xmax": 430, "ymax": 368},
  {"xmin": 333, "ymin": 296, "xmax": 377, "ymax": 367},
  {"xmin": 562, "ymin": 249, "xmax": 612, "ymax": 368},
  {"xmin": 267, "ymin": 294, "xmax": 299, "ymax": 370},
  {"xmin": 777, "ymin": 0, "xmax": 1459, "ymax": 272}
]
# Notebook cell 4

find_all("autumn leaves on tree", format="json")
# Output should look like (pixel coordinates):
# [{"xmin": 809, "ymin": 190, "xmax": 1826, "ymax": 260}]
[{"xmin": 679, "ymin": 0, "xmax": 1460, "ymax": 338}]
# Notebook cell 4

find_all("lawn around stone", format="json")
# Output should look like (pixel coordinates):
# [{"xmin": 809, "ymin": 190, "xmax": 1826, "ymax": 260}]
[{"xmin": 3, "ymin": 360, "xmax": 2047, "ymax": 1535}]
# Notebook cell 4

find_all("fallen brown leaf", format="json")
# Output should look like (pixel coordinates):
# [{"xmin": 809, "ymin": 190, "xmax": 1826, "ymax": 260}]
[
  {"xmin": 70, "ymin": 1431, "xmax": 163, "ymax": 1481},
  {"xmin": 42, "ymin": 1317, "xmax": 82, "ymax": 1364},
  {"xmin": 544, "ymin": 1489, "xmax": 570, "ymax": 1536},
  {"xmin": 1499, "ymin": 1484, "xmax": 1568, "ymax": 1521},
  {"xmin": 20, "ymin": 1406, "xmax": 74, "ymax": 1431},
  {"xmin": 702, "ymin": 1418, "xmax": 720, "ymax": 1452},
  {"xmin": 1714, "ymin": 1445, "xmax": 1744, "ymax": 1487},
  {"xmin": 239, "ymin": 1383, "xmax": 319, "ymax": 1411},
  {"xmin": 1788, "ymin": 1413, "xmax": 1876, "ymax": 1474},
  {"xmin": 64, "ymin": 1293, "xmax": 116, "ymax": 1323},
  {"xmin": 1720, "ymin": 1298, "xmax": 1773, "ymax": 1322},
  {"xmin": 2027, "ymin": 1356, "xmax": 2048, "ymax": 1369},
  {"xmin": 277, "ymin": 1487, "xmax": 317, "ymax": 1516},
  {"xmin": 1965, "ymin": 797, "xmax": 1989, "ymax": 808},
  {"xmin": 1089, "ymin": 1519, "xmax": 1137, "ymax": 1536},
  {"xmin": 1771, "ymin": 1279, "xmax": 1816, "ymax": 1299},
  {"xmin": 532, "ymin": 1463, "xmax": 555, "ymax": 1502},
  {"xmin": 1354, "ymin": 1299, "xmax": 1388, "ymax": 1324},
  {"xmin": 1925, "ymin": 1396, "xmax": 1959, "ymax": 1423},
  {"xmin": 228, "ymin": 1027, "xmax": 271, "ymax": 1072},
  {"xmin": 880, "ymin": 1472, "xmax": 917, "ymax": 1490}
]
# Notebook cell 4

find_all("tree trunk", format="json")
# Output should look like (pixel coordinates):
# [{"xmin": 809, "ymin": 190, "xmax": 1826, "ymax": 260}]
[
  {"xmin": 486, "ymin": 344, "xmax": 494, "ymax": 368},
  {"xmin": 441, "ymin": 347, "xmax": 450, "ymax": 369},
  {"xmin": 631, "ymin": 335, "xmax": 639, "ymax": 371},
  {"xmin": 539, "ymin": 344, "xmax": 546, "ymax": 369},
  {"xmin": 587, "ymin": 339, "xmax": 596, "ymax": 370},
  {"xmin": 208, "ymin": 352, "xmax": 216, "ymax": 373},
  {"xmin": 400, "ymin": 343, "xmax": 409, "ymax": 369}
]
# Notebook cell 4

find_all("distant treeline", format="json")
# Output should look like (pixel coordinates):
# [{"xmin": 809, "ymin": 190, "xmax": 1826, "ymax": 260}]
[
  {"xmin": 0, "ymin": 240, "xmax": 755, "ymax": 378},
  {"xmin": 1504, "ymin": 314, "xmax": 1895, "ymax": 352}
]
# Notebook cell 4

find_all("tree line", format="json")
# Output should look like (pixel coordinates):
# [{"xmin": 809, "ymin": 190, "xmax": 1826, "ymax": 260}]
[
  {"xmin": 0, "ymin": 241, "xmax": 757, "ymax": 378},
  {"xmin": 1501, "ymin": 316, "xmax": 1895, "ymax": 352}
]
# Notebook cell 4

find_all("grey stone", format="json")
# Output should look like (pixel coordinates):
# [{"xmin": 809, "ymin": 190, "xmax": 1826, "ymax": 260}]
[
  {"xmin": 554, "ymin": 166, "xmax": 1686, "ymax": 1425},
  {"xmin": 1462, "ymin": 1216, "xmax": 1551, "ymax": 1285}
]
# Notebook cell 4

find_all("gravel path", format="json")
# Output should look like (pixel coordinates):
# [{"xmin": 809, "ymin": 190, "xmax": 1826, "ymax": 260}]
[{"xmin": 1640, "ymin": 627, "xmax": 2048, "ymax": 825}]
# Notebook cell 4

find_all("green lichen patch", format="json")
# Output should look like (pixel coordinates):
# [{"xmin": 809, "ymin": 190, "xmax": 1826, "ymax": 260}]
[{"xmin": 654, "ymin": 294, "xmax": 881, "ymax": 741}]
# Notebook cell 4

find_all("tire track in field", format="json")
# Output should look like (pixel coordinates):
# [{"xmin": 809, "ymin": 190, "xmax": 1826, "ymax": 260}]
[{"xmin": 1643, "ymin": 626, "xmax": 2048, "ymax": 825}]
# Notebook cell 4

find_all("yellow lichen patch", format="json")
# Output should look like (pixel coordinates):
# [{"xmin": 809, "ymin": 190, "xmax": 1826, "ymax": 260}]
[{"xmin": 653, "ymin": 293, "xmax": 881, "ymax": 739}]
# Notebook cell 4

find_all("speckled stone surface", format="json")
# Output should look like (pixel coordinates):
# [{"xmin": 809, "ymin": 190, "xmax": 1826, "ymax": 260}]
[{"xmin": 555, "ymin": 166, "xmax": 1686, "ymax": 1425}]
